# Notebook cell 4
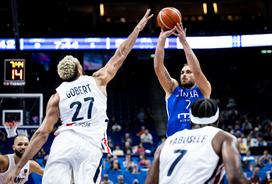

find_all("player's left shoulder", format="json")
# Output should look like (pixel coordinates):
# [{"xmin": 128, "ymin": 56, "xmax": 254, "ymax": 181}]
[
  {"xmin": 195, "ymin": 81, "xmax": 212, "ymax": 98},
  {"xmin": 92, "ymin": 69, "xmax": 108, "ymax": 86},
  {"xmin": 192, "ymin": 85, "xmax": 204, "ymax": 94},
  {"xmin": 218, "ymin": 129, "xmax": 237, "ymax": 142}
]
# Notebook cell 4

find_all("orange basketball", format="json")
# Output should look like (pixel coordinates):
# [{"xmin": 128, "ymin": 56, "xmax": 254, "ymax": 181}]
[{"xmin": 157, "ymin": 7, "xmax": 182, "ymax": 31}]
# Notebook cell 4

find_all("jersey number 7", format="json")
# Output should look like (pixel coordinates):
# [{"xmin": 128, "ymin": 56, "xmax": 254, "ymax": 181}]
[{"xmin": 167, "ymin": 149, "xmax": 187, "ymax": 176}]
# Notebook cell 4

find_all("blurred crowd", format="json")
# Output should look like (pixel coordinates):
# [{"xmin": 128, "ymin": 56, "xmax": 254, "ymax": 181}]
[{"xmin": 0, "ymin": 97, "xmax": 271, "ymax": 183}]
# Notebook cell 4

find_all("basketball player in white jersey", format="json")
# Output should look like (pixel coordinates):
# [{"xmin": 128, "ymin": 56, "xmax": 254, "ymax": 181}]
[
  {"xmin": 6, "ymin": 9, "xmax": 153, "ymax": 184},
  {"xmin": 145, "ymin": 99, "xmax": 248, "ymax": 184},
  {"xmin": 0, "ymin": 135, "xmax": 43, "ymax": 184}
]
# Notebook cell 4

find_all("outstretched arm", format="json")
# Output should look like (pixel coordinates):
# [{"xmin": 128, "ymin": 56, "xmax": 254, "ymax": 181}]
[
  {"xmin": 93, "ymin": 9, "xmax": 153, "ymax": 86},
  {"xmin": 154, "ymin": 28, "xmax": 179, "ymax": 97},
  {"xmin": 145, "ymin": 143, "xmax": 164, "ymax": 184},
  {"xmin": 215, "ymin": 132, "xmax": 247, "ymax": 184},
  {"xmin": 5, "ymin": 94, "xmax": 59, "ymax": 184},
  {"xmin": 175, "ymin": 23, "xmax": 211, "ymax": 98}
]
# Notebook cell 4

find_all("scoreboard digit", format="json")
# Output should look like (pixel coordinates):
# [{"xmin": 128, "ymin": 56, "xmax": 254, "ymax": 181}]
[{"xmin": 4, "ymin": 59, "xmax": 26, "ymax": 86}]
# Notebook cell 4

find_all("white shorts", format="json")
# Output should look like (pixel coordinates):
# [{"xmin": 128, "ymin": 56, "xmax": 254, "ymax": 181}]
[{"xmin": 42, "ymin": 130, "xmax": 103, "ymax": 184}]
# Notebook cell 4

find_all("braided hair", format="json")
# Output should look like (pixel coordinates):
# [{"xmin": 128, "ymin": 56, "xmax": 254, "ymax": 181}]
[
  {"xmin": 190, "ymin": 98, "xmax": 219, "ymax": 125},
  {"xmin": 57, "ymin": 55, "xmax": 79, "ymax": 82}
]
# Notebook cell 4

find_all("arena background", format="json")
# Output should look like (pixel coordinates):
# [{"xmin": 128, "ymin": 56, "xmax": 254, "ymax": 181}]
[{"xmin": 0, "ymin": 0, "xmax": 272, "ymax": 183}]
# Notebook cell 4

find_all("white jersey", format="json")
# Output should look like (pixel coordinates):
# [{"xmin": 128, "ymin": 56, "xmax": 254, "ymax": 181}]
[
  {"xmin": 159, "ymin": 126, "xmax": 225, "ymax": 184},
  {"xmin": 0, "ymin": 154, "xmax": 30, "ymax": 184},
  {"xmin": 56, "ymin": 75, "xmax": 108, "ymax": 150}
]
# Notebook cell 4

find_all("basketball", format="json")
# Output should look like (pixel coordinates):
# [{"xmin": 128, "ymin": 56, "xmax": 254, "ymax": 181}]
[{"xmin": 157, "ymin": 7, "xmax": 182, "ymax": 31}]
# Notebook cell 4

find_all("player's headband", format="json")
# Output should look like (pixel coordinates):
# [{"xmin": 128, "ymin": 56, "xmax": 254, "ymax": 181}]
[{"xmin": 190, "ymin": 108, "xmax": 219, "ymax": 124}]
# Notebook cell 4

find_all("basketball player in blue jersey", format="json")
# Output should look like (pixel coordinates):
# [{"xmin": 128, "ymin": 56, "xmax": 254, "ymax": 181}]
[
  {"xmin": 145, "ymin": 99, "xmax": 248, "ymax": 184},
  {"xmin": 6, "ymin": 9, "xmax": 153, "ymax": 184},
  {"xmin": 154, "ymin": 23, "xmax": 211, "ymax": 136}
]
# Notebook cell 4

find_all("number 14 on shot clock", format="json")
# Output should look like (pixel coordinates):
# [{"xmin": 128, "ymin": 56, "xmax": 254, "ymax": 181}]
[{"xmin": 4, "ymin": 59, "xmax": 26, "ymax": 86}]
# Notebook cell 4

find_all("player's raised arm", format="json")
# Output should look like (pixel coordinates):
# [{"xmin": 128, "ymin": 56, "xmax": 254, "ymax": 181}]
[
  {"xmin": 154, "ymin": 28, "xmax": 179, "ymax": 97},
  {"xmin": 92, "ymin": 9, "xmax": 153, "ymax": 86},
  {"xmin": 214, "ymin": 132, "xmax": 248, "ymax": 184},
  {"xmin": 5, "ymin": 94, "xmax": 59, "ymax": 184},
  {"xmin": 175, "ymin": 23, "xmax": 211, "ymax": 98}
]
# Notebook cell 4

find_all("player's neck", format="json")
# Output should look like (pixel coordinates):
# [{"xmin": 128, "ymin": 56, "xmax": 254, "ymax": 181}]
[
  {"xmin": 190, "ymin": 84, "xmax": 196, "ymax": 89},
  {"xmin": 192, "ymin": 124, "xmax": 216, "ymax": 129},
  {"xmin": 192, "ymin": 124, "xmax": 201, "ymax": 129},
  {"xmin": 13, "ymin": 154, "xmax": 20, "ymax": 164},
  {"xmin": 180, "ymin": 83, "xmax": 195, "ymax": 89}
]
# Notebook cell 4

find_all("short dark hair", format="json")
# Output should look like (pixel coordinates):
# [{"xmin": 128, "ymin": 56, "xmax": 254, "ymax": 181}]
[
  {"xmin": 191, "ymin": 99, "xmax": 218, "ymax": 118},
  {"xmin": 190, "ymin": 98, "xmax": 219, "ymax": 125},
  {"xmin": 14, "ymin": 135, "xmax": 29, "ymax": 145}
]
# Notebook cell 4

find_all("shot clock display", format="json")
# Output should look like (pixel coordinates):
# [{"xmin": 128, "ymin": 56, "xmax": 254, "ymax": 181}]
[{"xmin": 4, "ymin": 59, "xmax": 26, "ymax": 86}]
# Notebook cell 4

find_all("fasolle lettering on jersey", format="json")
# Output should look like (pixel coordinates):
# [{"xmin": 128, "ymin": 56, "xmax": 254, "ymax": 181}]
[
  {"xmin": 66, "ymin": 84, "xmax": 91, "ymax": 98},
  {"xmin": 169, "ymin": 135, "xmax": 208, "ymax": 145}
]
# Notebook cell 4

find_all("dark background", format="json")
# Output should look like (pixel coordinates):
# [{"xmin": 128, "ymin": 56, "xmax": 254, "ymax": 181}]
[{"xmin": 1, "ymin": 0, "xmax": 272, "ymax": 37}]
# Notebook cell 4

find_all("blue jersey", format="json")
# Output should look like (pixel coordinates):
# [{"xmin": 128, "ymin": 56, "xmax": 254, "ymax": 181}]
[{"xmin": 166, "ymin": 85, "xmax": 204, "ymax": 136}]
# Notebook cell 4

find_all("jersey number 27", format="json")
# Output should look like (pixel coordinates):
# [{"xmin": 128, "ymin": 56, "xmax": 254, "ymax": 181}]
[{"xmin": 70, "ymin": 97, "xmax": 94, "ymax": 121}]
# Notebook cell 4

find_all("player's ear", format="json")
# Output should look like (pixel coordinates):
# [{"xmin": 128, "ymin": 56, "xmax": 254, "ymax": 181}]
[{"xmin": 76, "ymin": 62, "xmax": 83, "ymax": 75}]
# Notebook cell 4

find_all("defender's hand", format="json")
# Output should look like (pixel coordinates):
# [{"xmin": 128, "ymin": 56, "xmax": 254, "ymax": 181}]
[{"xmin": 136, "ymin": 9, "xmax": 153, "ymax": 31}]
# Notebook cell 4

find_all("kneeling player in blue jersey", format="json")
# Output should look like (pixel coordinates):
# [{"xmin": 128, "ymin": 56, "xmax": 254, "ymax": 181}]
[{"xmin": 154, "ymin": 23, "xmax": 211, "ymax": 136}]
